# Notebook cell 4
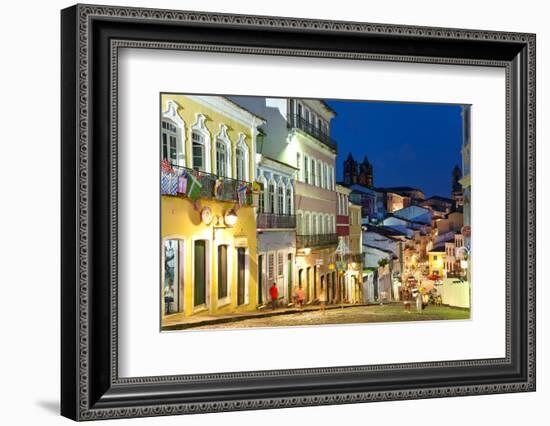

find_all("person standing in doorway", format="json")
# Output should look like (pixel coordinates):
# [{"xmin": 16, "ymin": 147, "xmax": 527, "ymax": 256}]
[{"xmin": 269, "ymin": 283, "xmax": 279, "ymax": 310}]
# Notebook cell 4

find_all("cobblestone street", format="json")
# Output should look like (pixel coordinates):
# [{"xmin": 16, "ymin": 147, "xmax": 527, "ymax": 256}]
[{"xmin": 189, "ymin": 304, "xmax": 470, "ymax": 330}]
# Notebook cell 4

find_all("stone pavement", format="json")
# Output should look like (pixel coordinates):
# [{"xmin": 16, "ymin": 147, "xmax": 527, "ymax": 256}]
[{"xmin": 162, "ymin": 302, "xmax": 369, "ymax": 330}]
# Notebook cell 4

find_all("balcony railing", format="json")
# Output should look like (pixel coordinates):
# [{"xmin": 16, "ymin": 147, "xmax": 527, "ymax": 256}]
[
  {"xmin": 162, "ymin": 164, "xmax": 253, "ymax": 205},
  {"xmin": 257, "ymin": 213, "xmax": 296, "ymax": 229},
  {"xmin": 287, "ymin": 114, "xmax": 337, "ymax": 151},
  {"xmin": 296, "ymin": 233, "xmax": 338, "ymax": 249}
]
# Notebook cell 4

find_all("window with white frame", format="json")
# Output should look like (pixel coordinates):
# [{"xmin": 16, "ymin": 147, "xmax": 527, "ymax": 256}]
[
  {"xmin": 297, "ymin": 212, "xmax": 302, "ymax": 233},
  {"xmin": 161, "ymin": 120, "xmax": 178, "ymax": 164},
  {"xmin": 304, "ymin": 155, "xmax": 309, "ymax": 184},
  {"xmin": 277, "ymin": 252, "xmax": 284, "ymax": 277},
  {"xmin": 215, "ymin": 139, "xmax": 227, "ymax": 177},
  {"xmin": 268, "ymin": 253, "xmax": 275, "ymax": 280},
  {"xmin": 317, "ymin": 162, "xmax": 322, "ymax": 187},
  {"xmin": 312, "ymin": 214, "xmax": 317, "ymax": 235},
  {"xmin": 277, "ymin": 183, "xmax": 284, "ymax": 214},
  {"xmin": 296, "ymin": 152, "xmax": 301, "ymax": 181},
  {"xmin": 236, "ymin": 146, "xmax": 246, "ymax": 181},
  {"xmin": 311, "ymin": 158, "xmax": 316, "ymax": 185},
  {"xmin": 304, "ymin": 213, "xmax": 310, "ymax": 235},
  {"xmin": 286, "ymin": 187, "xmax": 292, "ymax": 215},
  {"xmin": 268, "ymin": 181, "xmax": 275, "ymax": 214},
  {"xmin": 258, "ymin": 177, "xmax": 266, "ymax": 213},
  {"xmin": 191, "ymin": 131, "xmax": 205, "ymax": 171}
]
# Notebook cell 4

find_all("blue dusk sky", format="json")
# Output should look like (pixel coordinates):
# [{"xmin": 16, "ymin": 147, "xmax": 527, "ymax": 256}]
[{"xmin": 325, "ymin": 100, "xmax": 464, "ymax": 199}]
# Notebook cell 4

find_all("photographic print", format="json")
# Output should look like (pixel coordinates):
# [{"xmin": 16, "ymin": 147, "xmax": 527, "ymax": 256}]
[{"xmin": 160, "ymin": 94, "xmax": 472, "ymax": 331}]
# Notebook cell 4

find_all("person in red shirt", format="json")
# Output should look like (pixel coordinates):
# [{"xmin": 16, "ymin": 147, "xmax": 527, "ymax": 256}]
[{"xmin": 269, "ymin": 283, "xmax": 279, "ymax": 310}]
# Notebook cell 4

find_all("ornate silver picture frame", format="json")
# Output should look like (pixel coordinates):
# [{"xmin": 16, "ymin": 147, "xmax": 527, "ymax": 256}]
[{"xmin": 61, "ymin": 4, "xmax": 535, "ymax": 421}]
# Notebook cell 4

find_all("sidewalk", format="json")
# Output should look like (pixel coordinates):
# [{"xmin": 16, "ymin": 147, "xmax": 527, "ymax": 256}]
[{"xmin": 162, "ymin": 302, "xmax": 372, "ymax": 330}]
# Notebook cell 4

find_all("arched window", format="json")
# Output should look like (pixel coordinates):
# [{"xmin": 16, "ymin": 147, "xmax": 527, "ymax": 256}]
[
  {"xmin": 216, "ymin": 139, "xmax": 227, "ymax": 177},
  {"xmin": 257, "ymin": 175, "xmax": 266, "ymax": 213},
  {"xmin": 161, "ymin": 100, "xmax": 185, "ymax": 167},
  {"xmin": 236, "ymin": 146, "xmax": 245, "ymax": 181},
  {"xmin": 267, "ymin": 180, "xmax": 275, "ymax": 214},
  {"xmin": 161, "ymin": 120, "xmax": 178, "ymax": 164},
  {"xmin": 286, "ymin": 186, "xmax": 293, "ymax": 215},
  {"xmin": 312, "ymin": 214, "xmax": 317, "ymax": 235},
  {"xmin": 296, "ymin": 212, "xmax": 303, "ymax": 233},
  {"xmin": 215, "ymin": 124, "xmax": 231, "ymax": 178},
  {"xmin": 192, "ymin": 131, "xmax": 205, "ymax": 171},
  {"xmin": 190, "ymin": 113, "xmax": 210, "ymax": 172},
  {"xmin": 277, "ymin": 183, "xmax": 284, "ymax": 214},
  {"xmin": 235, "ymin": 134, "xmax": 249, "ymax": 182}
]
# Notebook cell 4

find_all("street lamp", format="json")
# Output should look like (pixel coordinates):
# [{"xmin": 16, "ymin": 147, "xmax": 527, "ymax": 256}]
[
  {"xmin": 224, "ymin": 208, "xmax": 238, "ymax": 227},
  {"xmin": 212, "ymin": 208, "xmax": 238, "ymax": 239}
]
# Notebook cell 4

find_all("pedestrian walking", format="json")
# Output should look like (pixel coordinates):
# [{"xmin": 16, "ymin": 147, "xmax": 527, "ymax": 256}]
[
  {"xmin": 415, "ymin": 291, "xmax": 422, "ymax": 313},
  {"xmin": 319, "ymin": 289, "xmax": 327, "ymax": 314},
  {"xmin": 291, "ymin": 286, "xmax": 298, "ymax": 307},
  {"xmin": 269, "ymin": 283, "xmax": 279, "ymax": 310}
]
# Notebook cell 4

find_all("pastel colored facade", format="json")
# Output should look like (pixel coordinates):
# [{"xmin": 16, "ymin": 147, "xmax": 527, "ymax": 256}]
[
  {"xmin": 386, "ymin": 191, "xmax": 410, "ymax": 213},
  {"xmin": 435, "ymin": 211, "xmax": 464, "ymax": 235},
  {"xmin": 428, "ymin": 248, "xmax": 445, "ymax": 277},
  {"xmin": 255, "ymin": 154, "xmax": 297, "ymax": 305},
  {"xmin": 160, "ymin": 94, "xmax": 265, "ymax": 320},
  {"xmin": 230, "ymin": 96, "xmax": 339, "ymax": 304},
  {"xmin": 336, "ymin": 184, "xmax": 352, "ymax": 239},
  {"xmin": 346, "ymin": 203, "xmax": 364, "ymax": 303}
]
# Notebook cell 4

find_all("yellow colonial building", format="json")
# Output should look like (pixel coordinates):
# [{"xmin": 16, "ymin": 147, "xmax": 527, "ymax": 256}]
[
  {"xmin": 160, "ymin": 94, "xmax": 265, "ymax": 322},
  {"xmin": 428, "ymin": 245, "xmax": 446, "ymax": 278}
]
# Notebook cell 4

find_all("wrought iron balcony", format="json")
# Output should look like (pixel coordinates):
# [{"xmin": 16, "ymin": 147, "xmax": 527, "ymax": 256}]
[
  {"xmin": 164, "ymin": 164, "xmax": 252, "ymax": 205},
  {"xmin": 287, "ymin": 114, "xmax": 337, "ymax": 151},
  {"xmin": 296, "ymin": 233, "xmax": 338, "ymax": 249},
  {"xmin": 257, "ymin": 213, "xmax": 296, "ymax": 229}
]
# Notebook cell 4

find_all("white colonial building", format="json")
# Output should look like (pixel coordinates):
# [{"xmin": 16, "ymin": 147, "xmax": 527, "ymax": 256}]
[{"xmin": 255, "ymin": 154, "xmax": 297, "ymax": 306}]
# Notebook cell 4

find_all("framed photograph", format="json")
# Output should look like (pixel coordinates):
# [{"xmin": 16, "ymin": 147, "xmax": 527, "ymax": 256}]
[{"xmin": 61, "ymin": 4, "xmax": 536, "ymax": 421}]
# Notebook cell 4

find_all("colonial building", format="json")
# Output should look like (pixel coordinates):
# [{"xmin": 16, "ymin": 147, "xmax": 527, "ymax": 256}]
[
  {"xmin": 231, "ymin": 96, "xmax": 339, "ymax": 305},
  {"xmin": 340, "ymin": 153, "xmax": 386, "ymax": 222},
  {"xmin": 451, "ymin": 164, "xmax": 464, "ymax": 209},
  {"xmin": 421, "ymin": 195, "xmax": 455, "ymax": 218},
  {"xmin": 160, "ymin": 94, "xmax": 265, "ymax": 319},
  {"xmin": 255, "ymin": 154, "xmax": 297, "ymax": 306},
  {"xmin": 344, "ymin": 153, "xmax": 373, "ymax": 187}
]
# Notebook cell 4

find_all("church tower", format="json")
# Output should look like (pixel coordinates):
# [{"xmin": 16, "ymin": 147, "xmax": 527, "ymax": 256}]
[
  {"xmin": 451, "ymin": 164, "xmax": 463, "ymax": 208},
  {"xmin": 344, "ymin": 153, "xmax": 358, "ymax": 185},
  {"xmin": 358, "ymin": 156, "xmax": 373, "ymax": 187}
]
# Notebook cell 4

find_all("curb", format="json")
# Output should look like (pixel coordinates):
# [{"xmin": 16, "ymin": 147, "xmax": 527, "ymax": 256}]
[{"xmin": 163, "ymin": 303, "xmax": 373, "ymax": 330}]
